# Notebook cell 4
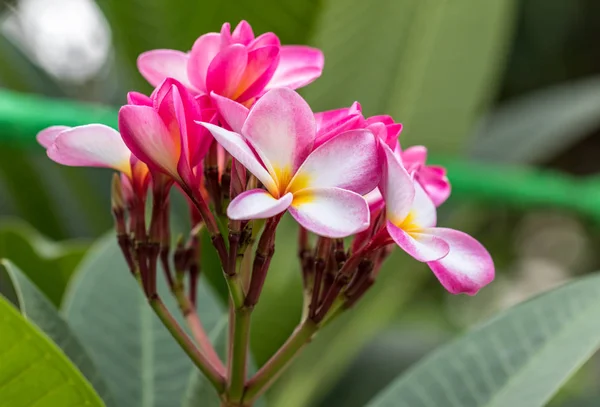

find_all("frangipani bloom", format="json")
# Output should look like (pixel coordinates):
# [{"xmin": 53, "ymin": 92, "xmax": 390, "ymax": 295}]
[
  {"xmin": 138, "ymin": 21, "xmax": 324, "ymax": 104},
  {"xmin": 37, "ymin": 124, "xmax": 149, "ymax": 201},
  {"xmin": 380, "ymin": 143, "xmax": 494, "ymax": 295},
  {"xmin": 402, "ymin": 145, "xmax": 450, "ymax": 207},
  {"xmin": 118, "ymin": 78, "xmax": 214, "ymax": 189},
  {"xmin": 200, "ymin": 88, "xmax": 380, "ymax": 238}
]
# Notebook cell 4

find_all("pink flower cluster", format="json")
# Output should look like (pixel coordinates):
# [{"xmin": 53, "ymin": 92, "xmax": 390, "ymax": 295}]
[{"xmin": 38, "ymin": 21, "xmax": 493, "ymax": 296}]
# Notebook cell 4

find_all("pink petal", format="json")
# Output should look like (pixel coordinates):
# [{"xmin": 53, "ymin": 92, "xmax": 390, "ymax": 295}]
[
  {"xmin": 425, "ymin": 228, "xmax": 494, "ymax": 295},
  {"xmin": 137, "ymin": 50, "xmax": 193, "ymax": 90},
  {"xmin": 198, "ymin": 122, "xmax": 277, "ymax": 194},
  {"xmin": 241, "ymin": 88, "xmax": 315, "ymax": 177},
  {"xmin": 227, "ymin": 189, "xmax": 292, "ymax": 220},
  {"xmin": 379, "ymin": 142, "xmax": 414, "ymax": 223},
  {"xmin": 418, "ymin": 167, "xmax": 451, "ymax": 207},
  {"xmin": 47, "ymin": 124, "xmax": 131, "ymax": 174},
  {"xmin": 205, "ymin": 44, "xmax": 248, "ymax": 99},
  {"xmin": 234, "ymin": 46, "xmax": 280, "ymax": 103},
  {"xmin": 220, "ymin": 22, "xmax": 233, "ymax": 47},
  {"xmin": 289, "ymin": 187, "xmax": 370, "ymax": 238},
  {"xmin": 37, "ymin": 125, "xmax": 70, "ymax": 148},
  {"xmin": 118, "ymin": 105, "xmax": 180, "ymax": 178},
  {"xmin": 248, "ymin": 32, "xmax": 281, "ymax": 50},
  {"xmin": 409, "ymin": 182, "xmax": 437, "ymax": 228},
  {"xmin": 127, "ymin": 91, "xmax": 152, "ymax": 107},
  {"xmin": 210, "ymin": 92, "xmax": 249, "ymax": 133},
  {"xmin": 366, "ymin": 115, "xmax": 395, "ymax": 126},
  {"xmin": 267, "ymin": 46, "xmax": 324, "ymax": 90},
  {"xmin": 365, "ymin": 188, "xmax": 385, "ymax": 213},
  {"xmin": 290, "ymin": 129, "xmax": 379, "ymax": 195},
  {"xmin": 187, "ymin": 33, "xmax": 221, "ymax": 92},
  {"xmin": 314, "ymin": 104, "xmax": 364, "ymax": 147},
  {"xmin": 385, "ymin": 123, "xmax": 403, "ymax": 147},
  {"xmin": 232, "ymin": 20, "xmax": 254, "ymax": 45},
  {"xmin": 402, "ymin": 145, "xmax": 427, "ymax": 169},
  {"xmin": 386, "ymin": 221, "xmax": 449, "ymax": 262}
]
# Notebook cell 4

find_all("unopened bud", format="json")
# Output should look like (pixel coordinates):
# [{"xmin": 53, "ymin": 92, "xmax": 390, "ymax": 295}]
[{"xmin": 111, "ymin": 173, "xmax": 125, "ymax": 213}]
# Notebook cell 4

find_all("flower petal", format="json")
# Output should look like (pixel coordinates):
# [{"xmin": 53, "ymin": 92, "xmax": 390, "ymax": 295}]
[
  {"xmin": 402, "ymin": 145, "xmax": 427, "ymax": 170},
  {"xmin": 248, "ymin": 32, "xmax": 281, "ymax": 50},
  {"xmin": 418, "ymin": 166, "xmax": 451, "ymax": 207},
  {"xmin": 242, "ymin": 88, "xmax": 315, "ymax": 180},
  {"xmin": 425, "ymin": 228, "xmax": 494, "ymax": 295},
  {"xmin": 37, "ymin": 125, "xmax": 70, "ymax": 148},
  {"xmin": 137, "ymin": 50, "xmax": 193, "ymax": 89},
  {"xmin": 227, "ymin": 189, "xmax": 292, "ymax": 220},
  {"xmin": 379, "ymin": 142, "xmax": 414, "ymax": 223},
  {"xmin": 187, "ymin": 33, "xmax": 221, "ymax": 92},
  {"xmin": 289, "ymin": 187, "xmax": 370, "ymax": 238},
  {"xmin": 127, "ymin": 91, "xmax": 153, "ymax": 107},
  {"xmin": 234, "ymin": 45, "xmax": 280, "ymax": 103},
  {"xmin": 289, "ymin": 129, "xmax": 379, "ymax": 195},
  {"xmin": 314, "ymin": 103, "xmax": 364, "ymax": 147},
  {"xmin": 232, "ymin": 20, "xmax": 254, "ymax": 45},
  {"xmin": 211, "ymin": 92, "xmax": 249, "ymax": 133},
  {"xmin": 118, "ymin": 105, "xmax": 179, "ymax": 178},
  {"xmin": 47, "ymin": 124, "xmax": 131, "ymax": 175},
  {"xmin": 409, "ymin": 181, "xmax": 437, "ymax": 229},
  {"xmin": 198, "ymin": 122, "xmax": 277, "ymax": 194},
  {"xmin": 386, "ymin": 221, "xmax": 449, "ymax": 262},
  {"xmin": 205, "ymin": 44, "xmax": 248, "ymax": 99},
  {"xmin": 267, "ymin": 46, "xmax": 324, "ymax": 90}
]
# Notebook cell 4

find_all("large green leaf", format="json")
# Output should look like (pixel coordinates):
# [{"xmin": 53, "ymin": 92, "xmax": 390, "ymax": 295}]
[
  {"xmin": 0, "ymin": 220, "xmax": 89, "ymax": 306},
  {"xmin": 0, "ymin": 260, "xmax": 115, "ymax": 405},
  {"xmin": 303, "ymin": 0, "xmax": 516, "ymax": 153},
  {"xmin": 62, "ymin": 234, "xmax": 223, "ymax": 407},
  {"xmin": 0, "ymin": 295, "xmax": 105, "ymax": 407},
  {"xmin": 471, "ymin": 76, "xmax": 600, "ymax": 164},
  {"xmin": 367, "ymin": 273, "xmax": 600, "ymax": 407}
]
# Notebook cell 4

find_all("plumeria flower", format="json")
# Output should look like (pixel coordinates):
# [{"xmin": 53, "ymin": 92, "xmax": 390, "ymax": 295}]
[
  {"xmin": 118, "ymin": 78, "xmax": 214, "ymax": 190},
  {"xmin": 379, "ymin": 143, "xmax": 494, "ymax": 295},
  {"xmin": 200, "ymin": 88, "xmax": 380, "ymax": 238},
  {"xmin": 37, "ymin": 124, "xmax": 150, "ymax": 203},
  {"xmin": 402, "ymin": 145, "xmax": 450, "ymax": 207},
  {"xmin": 137, "ymin": 20, "xmax": 324, "ymax": 105}
]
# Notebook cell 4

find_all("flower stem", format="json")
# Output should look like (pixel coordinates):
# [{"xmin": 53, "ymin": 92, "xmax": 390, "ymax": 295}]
[
  {"xmin": 228, "ymin": 307, "xmax": 252, "ymax": 402},
  {"xmin": 243, "ymin": 320, "xmax": 318, "ymax": 403},
  {"xmin": 148, "ymin": 294, "xmax": 226, "ymax": 393}
]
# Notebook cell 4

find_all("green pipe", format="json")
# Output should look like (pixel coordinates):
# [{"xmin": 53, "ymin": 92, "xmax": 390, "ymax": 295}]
[{"xmin": 1, "ymin": 89, "xmax": 599, "ymax": 219}]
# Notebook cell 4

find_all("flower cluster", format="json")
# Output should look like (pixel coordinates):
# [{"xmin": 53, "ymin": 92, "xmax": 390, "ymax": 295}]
[{"xmin": 37, "ymin": 20, "xmax": 493, "ymax": 404}]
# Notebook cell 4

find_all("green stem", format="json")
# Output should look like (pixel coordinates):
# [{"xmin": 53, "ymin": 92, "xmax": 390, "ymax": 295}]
[
  {"xmin": 243, "ymin": 320, "xmax": 318, "ymax": 403},
  {"xmin": 148, "ymin": 294, "xmax": 226, "ymax": 393},
  {"xmin": 226, "ymin": 274, "xmax": 245, "ymax": 309},
  {"xmin": 228, "ymin": 307, "xmax": 252, "ymax": 402}
]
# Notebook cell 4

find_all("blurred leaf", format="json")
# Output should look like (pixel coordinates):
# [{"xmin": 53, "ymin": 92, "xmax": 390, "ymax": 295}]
[
  {"xmin": 97, "ymin": 0, "xmax": 320, "ymax": 92},
  {"xmin": 0, "ymin": 148, "xmax": 68, "ymax": 238},
  {"xmin": 0, "ymin": 295, "xmax": 105, "ymax": 407},
  {"xmin": 61, "ymin": 234, "xmax": 223, "ymax": 407},
  {"xmin": 0, "ymin": 219, "xmax": 89, "ymax": 306},
  {"xmin": 270, "ymin": 251, "xmax": 430, "ymax": 407},
  {"xmin": 318, "ymin": 329, "xmax": 448, "ymax": 407},
  {"xmin": 0, "ymin": 259, "xmax": 115, "ymax": 405},
  {"xmin": 367, "ymin": 273, "xmax": 600, "ymax": 407},
  {"xmin": 471, "ymin": 76, "xmax": 600, "ymax": 163},
  {"xmin": 0, "ymin": 32, "xmax": 64, "ymax": 95},
  {"xmin": 303, "ymin": 0, "xmax": 517, "ymax": 153}
]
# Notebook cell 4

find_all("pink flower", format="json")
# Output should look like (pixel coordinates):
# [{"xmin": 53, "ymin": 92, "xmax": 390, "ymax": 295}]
[
  {"xmin": 402, "ymin": 145, "xmax": 451, "ymax": 207},
  {"xmin": 200, "ymin": 88, "xmax": 380, "ymax": 238},
  {"xmin": 379, "ymin": 143, "xmax": 494, "ymax": 295},
  {"xmin": 118, "ymin": 78, "xmax": 215, "ymax": 188},
  {"xmin": 37, "ymin": 124, "xmax": 150, "ymax": 201},
  {"xmin": 137, "ymin": 21, "xmax": 324, "ymax": 104}
]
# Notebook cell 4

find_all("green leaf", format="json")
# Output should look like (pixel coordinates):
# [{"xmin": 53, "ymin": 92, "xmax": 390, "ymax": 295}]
[
  {"xmin": 0, "ymin": 259, "xmax": 115, "ymax": 406},
  {"xmin": 303, "ymin": 0, "xmax": 517, "ymax": 153},
  {"xmin": 0, "ymin": 294, "xmax": 105, "ymax": 407},
  {"xmin": 62, "ymin": 233, "xmax": 223, "ymax": 407},
  {"xmin": 471, "ymin": 76, "xmax": 600, "ymax": 163},
  {"xmin": 367, "ymin": 273, "xmax": 600, "ymax": 407},
  {"xmin": 0, "ymin": 220, "xmax": 89, "ymax": 306}
]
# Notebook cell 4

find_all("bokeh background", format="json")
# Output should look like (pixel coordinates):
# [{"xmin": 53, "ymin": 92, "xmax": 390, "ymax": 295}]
[{"xmin": 1, "ymin": 0, "xmax": 600, "ymax": 406}]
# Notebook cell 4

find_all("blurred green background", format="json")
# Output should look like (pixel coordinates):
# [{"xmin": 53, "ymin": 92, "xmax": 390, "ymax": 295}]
[{"xmin": 1, "ymin": 0, "xmax": 600, "ymax": 406}]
